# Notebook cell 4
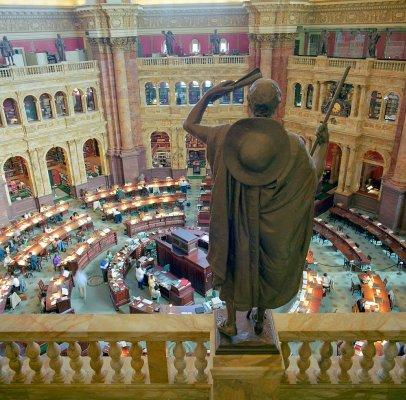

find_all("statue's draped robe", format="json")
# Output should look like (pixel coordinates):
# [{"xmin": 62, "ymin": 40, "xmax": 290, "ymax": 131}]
[{"xmin": 204, "ymin": 123, "xmax": 318, "ymax": 310}]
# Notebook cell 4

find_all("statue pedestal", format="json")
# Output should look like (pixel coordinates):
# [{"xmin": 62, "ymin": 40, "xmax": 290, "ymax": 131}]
[{"xmin": 211, "ymin": 309, "xmax": 284, "ymax": 399}]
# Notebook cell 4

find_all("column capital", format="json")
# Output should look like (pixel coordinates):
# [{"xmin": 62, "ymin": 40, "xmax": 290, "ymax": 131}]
[{"xmin": 87, "ymin": 36, "xmax": 137, "ymax": 53}]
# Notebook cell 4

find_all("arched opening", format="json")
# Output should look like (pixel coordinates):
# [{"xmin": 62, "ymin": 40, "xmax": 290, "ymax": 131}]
[
  {"xmin": 306, "ymin": 85, "xmax": 314, "ymax": 109},
  {"xmin": 175, "ymin": 82, "xmax": 187, "ymax": 105},
  {"xmin": 188, "ymin": 81, "xmax": 201, "ymax": 105},
  {"xmin": 83, "ymin": 139, "xmax": 103, "ymax": 179},
  {"xmin": 186, "ymin": 133, "xmax": 206, "ymax": 176},
  {"xmin": 190, "ymin": 39, "xmax": 201, "ymax": 55},
  {"xmin": 232, "ymin": 87, "xmax": 244, "ymax": 104},
  {"xmin": 158, "ymin": 82, "xmax": 170, "ymax": 105},
  {"xmin": 72, "ymin": 88, "xmax": 83, "ymax": 113},
  {"xmin": 46, "ymin": 147, "xmax": 72, "ymax": 198},
  {"xmin": 145, "ymin": 82, "xmax": 157, "ymax": 105},
  {"xmin": 219, "ymin": 80, "xmax": 230, "ymax": 105},
  {"xmin": 24, "ymin": 95, "xmax": 38, "ymax": 122},
  {"xmin": 3, "ymin": 98, "xmax": 20, "ymax": 125},
  {"xmin": 321, "ymin": 81, "xmax": 353, "ymax": 117},
  {"xmin": 151, "ymin": 132, "xmax": 171, "ymax": 168},
  {"xmin": 368, "ymin": 91, "xmax": 382, "ymax": 119},
  {"xmin": 3, "ymin": 156, "xmax": 33, "ymax": 202},
  {"xmin": 219, "ymin": 38, "xmax": 228, "ymax": 54},
  {"xmin": 86, "ymin": 87, "xmax": 96, "ymax": 111},
  {"xmin": 358, "ymin": 150, "xmax": 384, "ymax": 197},
  {"xmin": 40, "ymin": 93, "xmax": 53, "ymax": 119},
  {"xmin": 293, "ymin": 83, "xmax": 302, "ymax": 107},
  {"xmin": 55, "ymin": 91, "xmax": 68, "ymax": 117},
  {"xmin": 384, "ymin": 92, "xmax": 399, "ymax": 122},
  {"xmin": 202, "ymin": 81, "xmax": 214, "ymax": 104}
]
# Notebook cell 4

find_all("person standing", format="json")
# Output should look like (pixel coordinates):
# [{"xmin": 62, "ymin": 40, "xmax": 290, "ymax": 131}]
[
  {"xmin": 135, "ymin": 265, "xmax": 145, "ymax": 289},
  {"xmin": 100, "ymin": 258, "xmax": 109, "ymax": 284},
  {"xmin": 74, "ymin": 269, "xmax": 88, "ymax": 302}
]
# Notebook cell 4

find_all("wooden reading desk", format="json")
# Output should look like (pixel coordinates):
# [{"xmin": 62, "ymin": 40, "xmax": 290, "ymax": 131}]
[
  {"xmin": 358, "ymin": 272, "xmax": 391, "ymax": 313},
  {"xmin": 45, "ymin": 270, "xmax": 73, "ymax": 313}
]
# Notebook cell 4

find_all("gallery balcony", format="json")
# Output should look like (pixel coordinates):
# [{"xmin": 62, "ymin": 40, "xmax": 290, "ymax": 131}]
[{"xmin": 0, "ymin": 313, "xmax": 405, "ymax": 399}]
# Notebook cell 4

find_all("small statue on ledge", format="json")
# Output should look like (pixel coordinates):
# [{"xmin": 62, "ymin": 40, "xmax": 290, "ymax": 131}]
[
  {"xmin": 161, "ymin": 30, "xmax": 175, "ymax": 56},
  {"xmin": 55, "ymin": 33, "xmax": 66, "ymax": 62},
  {"xmin": 318, "ymin": 29, "xmax": 329, "ymax": 56},
  {"xmin": 0, "ymin": 36, "xmax": 15, "ymax": 66},
  {"xmin": 368, "ymin": 29, "xmax": 381, "ymax": 58},
  {"xmin": 210, "ymin": 29, "xmax": 221, "ymax": 55},
  {"xmin": 183, "ymin": 72, "xmax": 329, "ymax": 339}
]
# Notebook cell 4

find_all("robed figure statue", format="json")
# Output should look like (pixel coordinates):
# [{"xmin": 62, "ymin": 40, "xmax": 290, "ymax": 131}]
[
  {"xmin": 0, "ymin": 36, "xmax": 14, "ymax": 66},
  {"xmin": 210, "ymin": 29, "xmax": 221, "ymax": 54},
  {"xmin": 183, "ymin": 77, "xmax": 329, "ymax": 336},
  {"xmin": 368, "ymin": 29, "xmax": 381, "ymax": 58},
  {"xmin": 162, "ymin": 31, "xmax": 175, "ymax": 56},
  {"xmin": 55, "ymin": 34, "xmax": 66, "ymax": 62}
]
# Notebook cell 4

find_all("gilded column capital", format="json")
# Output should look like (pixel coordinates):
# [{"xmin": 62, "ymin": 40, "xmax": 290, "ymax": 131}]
[
  {"xmin": 274, "ymin": 33, "xmax": 297, "ymax": 46},
  {"xmin": 109, "ymin": 37, "xmax": 137, "ymax": 52}
]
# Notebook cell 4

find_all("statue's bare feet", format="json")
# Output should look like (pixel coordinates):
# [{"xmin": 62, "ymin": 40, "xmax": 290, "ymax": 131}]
[{"xmin": 218, "ymin": 321, "xmax": 237, "ymax": 337}]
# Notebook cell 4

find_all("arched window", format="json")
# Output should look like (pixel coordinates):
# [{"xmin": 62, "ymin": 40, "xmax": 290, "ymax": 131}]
[
  {"xmin": 186, "ymin": 133, "xmax": 206, "ymax": 171},
  {"xmin": 191, "ymin": 39, "xmax": 200, "ymax": 55},
  {"xmin": 3, "ymin": 156, "xmax": 33, "ymax": 202},
  {"xmin": 55, "ymin": 91, "xmax": 68, "ymax": 117},
  {"xmin": 294, "ymin": 83, "xmax": 302, "ymax": 107},
  {"xmin": 219, "ymin": 80, "xmax": 230, "ymax": 105},
  {"xmin": 83, "ymin": 138, "xmax": 102, "ymax": 178},
  {"xmin": 359, "ymin": 150, "xmax": 384, "ymax": 197},
  {"xmin": 175, "ymin": 82, "xmax": 187, "ymax": 105},
  {"xmin": 384, "ymin": 92, "xmax": 399, "ymax": 122},
  {"xmin": 86, "ymin": 87, "xmax": 96, "ymax": 111},
  {"xmin": 158, "ymin": 82, "xmax": 169, "ymax": 105},
  {"xmin": 3, "ymin": 98, "xmax": 20, "ymax": 125},
  {"xmin": 151, "ymin": 131, "xmax": 171, "ymax": 167},
  {"xmin": 72, "ymin": 88, "xmax": 83, "ymax": 113},
  {"xmin": 219, "ymin": 38, "xmax": 229, "ymax": 54},
  {"xmin": 24, "ymin": 95, "xmax": 38, "ymax": 122},
  {"xmin": 232, "ymin": 87, "xmax": 244, "ymax": 104},
  {"xmin": 368, "ymin": 91, "xmax": 382, "ymax": 119},
  {"xmin": 145, "ymin": 82, "xmax": 157, "ymax": 105},
  {"xmin": 189, "ymin": 81, "xmax": 201, "ymax": 105},
  {"xmin": 39, "ymin": 93, "xmax": 53, "ymax": 119},
  {"xmin": 306, "ymin": 85, "xmax": 314, "ymax": 109},
  {"xmin": 46, "ymin": 147, "xmax": 71, "ymax": 194}
]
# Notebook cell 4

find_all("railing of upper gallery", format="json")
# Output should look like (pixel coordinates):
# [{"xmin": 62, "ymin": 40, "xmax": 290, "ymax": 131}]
[
  {"xmin": 0, "ymin": 313, "xmax": 405, "ymax": 399},
  {"xmin": 137, "ymin": 55, "xmax": 249, "ymax": 68},
  {"xmin": 0, "ymin": 61, "xmax": 98, "ymax": 80}
]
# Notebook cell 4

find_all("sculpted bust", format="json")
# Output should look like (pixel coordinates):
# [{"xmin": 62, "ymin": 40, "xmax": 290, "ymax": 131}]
[{"xmin": 183, "ymin": 76, "xmax": 329, "ymax": 337}]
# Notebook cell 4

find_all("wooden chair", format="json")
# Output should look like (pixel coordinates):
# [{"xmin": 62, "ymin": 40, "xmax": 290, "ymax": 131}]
[
  {"xmin": 38, "ymin": 279, "xmax": 48, "ymax": 296},
  {"xmin": 56, "ymin": 297, "xmax": 73, "ymax": 314},
  {"xmin": 350, "ymin": 280, "xmax": 361, "ymax": 294}
]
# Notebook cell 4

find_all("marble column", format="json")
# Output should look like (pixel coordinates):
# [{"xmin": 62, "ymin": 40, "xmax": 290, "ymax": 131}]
[
  {"xmin": 344, "ymin": 146, "xmax": 357, "ymax": 194},
  {"xmin": 313, "ymin": 81, "xmax": 321, "ymax": 111},
  {"xmin": 0, "ymin": 176, "xmax": 9, "ymax": 225},
  {"xmin": 337, "ymin": 145, "xmax": 349, "ymax": 193},
  {"xmin": 248, "ymin": 34, "xmax": 258, "ymax": 70},
  {"xmin": 319, "ymin": 83, "xmax": 326, "ymax": 113},
  {"xmin": 357, "ymin": 85, "xmax": 367, "ymax": 119},
  {"xmin": 258, "ymin": 34, "xmax": 274, "ymax": 79},
  {"xmin": 350, "ymin": 85, "xmax": 360, "ymax": 118},
  {"xmin": 329, "ymin": 146, "xmax": 338, "ymax": 184}
]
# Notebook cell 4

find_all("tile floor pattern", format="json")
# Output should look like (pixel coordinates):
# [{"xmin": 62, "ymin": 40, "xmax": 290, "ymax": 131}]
[{"xmin": 4, "ymin": 179, "xmax": 406, "ymax": 316}]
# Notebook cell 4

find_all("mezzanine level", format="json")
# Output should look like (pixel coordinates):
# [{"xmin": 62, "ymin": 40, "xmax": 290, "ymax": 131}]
[{"xmin": 0, "ymin": 313, "xmax": 405, "ymax": 400}]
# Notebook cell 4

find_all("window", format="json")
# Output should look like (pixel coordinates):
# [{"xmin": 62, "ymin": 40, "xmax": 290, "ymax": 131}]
[
  {"xmin": 158, "ymin": 82, "xmax": 170, "ymax": 105},
  {"xmin": 24, "ymin": 95, "xmax": 38, "ymax": 122},
  {"xmin": 232, "ymin": 87, "xmax": 244, "ymax": 104},
  {"xmin": 72, "ymin": 88, "xmax": 83, "ymax": 113},
  {"xmin": 188, "ymin": 81, "xmax": 201, "ymax": 105},
  {"xmin": 384, "ymin": 92, "xmax": 399, "ymax": 122},
  {"xmin": 294, "ymin": 83, "xmax": 302, "ymax": 107},
  {"xmin": 175, "ymin": 82, "xmax": 187, "ymax": 105},
  {"xmin": 151, "ymin": 131, "xmax": 171, "ymax": 167},
  {"xmin": 368, "ymin": 91, "xmax": 382, "ymax": 119},
  {"xmin": 219, "ymin": 38, "xmax": 228, "ymax": 54},
  {"xmin": 202, "ymin": 81, "xmax": 214, "ymax": 104},
  {"xmin": 86, "ymin": 87, "xmax": 96, "ymax": 111},
  {"xmin": 191, "ymin": 39, "xmax": 200, "ymax": 55},
  {"xmin": 145, "ymin": 82, "xmax": 157, "ymax": 105},
  {"xmin": 3, "ymin": 98, "xmax": 20, "ymax": 125},
  {"xmin": 4, "ymin": 156, "xmax": 33, "ymax": 202},
  {"xmin": 55, "ymin": 92, "xmax": 68, "ymax": 117},
  {"xmin": 83, "ymin": 139, "xmax": 102, "ymax": 178},
  {"xmin": 39, "ymin": 94, "xmax": 53, "ymax": 119},
  {"xmin": 306, "ymin": 85, "xmax": 314, "ymax": 109}
]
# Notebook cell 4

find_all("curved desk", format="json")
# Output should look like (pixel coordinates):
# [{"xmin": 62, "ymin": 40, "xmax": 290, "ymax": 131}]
[
  {"xmin": 358, "ymin": 273, "xmax": 391, "ymax": 313},
  {"xmin": 289, "ymin": 270, "xmax": 323, "ymax": 313}
]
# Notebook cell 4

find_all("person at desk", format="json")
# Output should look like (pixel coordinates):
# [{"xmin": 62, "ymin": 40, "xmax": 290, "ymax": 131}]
[
  {"xmin": 29, "ymin": 252, "xmax": 40, "ymax": 271},
  {"xmin": 4, "ymin": 253, "xmax": 13, "ymax": 269},
  {"xmin": 100, "ymin": 258, "xmax": 109, "ymax": 283},
  {"xmin": 356, "ymin": 298, "xmax": 366, "ymax": 312},
  {"xmin": 112, "ymin": 208, "xmax": 123, "ymax": 224},
  {"xmin": 7, "ymin": 239, "xmax": 17, "ymax": 253},
  {"xmin": 322, "ymin": 273, "xmax": 333, "ymax": 293},
  {"xmin": 53, "ymin": 252, "xmax": 62, "ymax": 272},
  {"xmin": 44, "ymin": 224, "xmax": 53, "ymax": 234},
  {"xmin": 0, "ymin": 246, "xmax": 5, "ymax": 262},
  {"xmin": 140, "ymin": 185, "xmax": 149, "ymax": 197},
  {"xmin": 135, "ymin": 265, "xmax": 145, "ymax": 289},
  {"xmin": 11, "ymin": 274, "xmax": 20, "ymax": 294},
  {"xmin": 56, "ymin": 238, "xmax": 67, "ymax": 253},
  {"xmin": 180, "ymin": 179, "xmax": 188, "ymax": 194},
  {"xmin": 115, "ymin": 187, "xmax": 125, "ymax": 202},
  {"xmin": 23, "ymin": 212, "xmax": 32, "ymax": 219},
  {"xmin": 151, "ymin": 283, "xmax": 161, "ymax": 303},
  {"xmin": 106, "ymin": 250, "xmax": 114, "ymax": 264}
]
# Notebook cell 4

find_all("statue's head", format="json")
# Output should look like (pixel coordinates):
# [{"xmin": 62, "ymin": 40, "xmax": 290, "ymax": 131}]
[
  {"xmin": 161, "ymin": 30, "xmax": 165, "ymax": 34},
  {"xmin": 3, "ymin": 36, "xmax": 7, "ymax": 41},
  {"xmin": 57, "ymin": 34, "xmax": 61, "ymax": 38},
  {"xmin": 247, "ymin": 78, "xmax": 281, "ymax": 118}
]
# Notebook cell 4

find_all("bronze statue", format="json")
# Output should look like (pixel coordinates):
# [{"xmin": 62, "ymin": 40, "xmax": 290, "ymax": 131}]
[
  {"xmin": 161, "ymin": 30, "xmax": 175, "ymax": 56},
  {"xmin": 368, "ymin": 29, "xmax": 381, "ymax": 58},
  {"xmin": 0, "ymin": 36, "xmax": 14, "ymax": 66},
  {"xmin": 318, "ymin": 30, "xmax": 329, "ymax": 56},
  {"xmin": 55, "ymin": 34, "xmax": 66, "ymax": 62},
  {"xmin": 210, "ymin": 29, "xmax": 221, "ymax": 55},
  {"xmin": 183, "ymin": 76, "xmax": 329, "ymax": 336}
]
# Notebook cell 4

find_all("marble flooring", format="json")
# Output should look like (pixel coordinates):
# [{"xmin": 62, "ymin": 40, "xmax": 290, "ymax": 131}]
[{"xmin": 4, "ymin": 179, "xmax": 406, "ymax": 316}]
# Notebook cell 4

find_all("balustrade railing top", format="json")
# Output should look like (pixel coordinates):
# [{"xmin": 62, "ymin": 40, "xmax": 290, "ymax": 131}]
[
  {"xmin": 138, "ymin": 55, "xmax": 248, "ymax": 67},
  {"xmin": 0, "ymin": 61, "xmax": 98, "ymax": 80}
]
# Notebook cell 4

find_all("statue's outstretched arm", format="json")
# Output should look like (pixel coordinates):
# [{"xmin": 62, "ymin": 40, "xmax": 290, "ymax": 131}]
[
  {"xmin": 311, "ymin": 123, "xmax": 329, "ymax": 182},
  {"xmin": 183, "ymin": 80, "xmax": 233, "ymax": 143}
]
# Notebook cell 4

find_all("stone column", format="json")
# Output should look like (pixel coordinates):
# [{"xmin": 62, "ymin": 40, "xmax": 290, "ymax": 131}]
[
  {"xmin": 329, "ymin": 146, "xmax": 338, "ymax": 184},
  {"xmin": 344, "ymin": 146, "xmax": 357, "ymax": 194},
  {"xmin": 336, "ymin": 145, "xmax": 349, "ymax": 193},
  {"xmin": 313, "ymin": 81, "xmax": 321, "ymax": 111},
  {"xmin": 0, "ymin": 106, "xmax": 7, "ymax": 127},
  {"xmin": 248, "ymin": 34, "xmax": 258, "ymax": 70},
  {"xmin": 258, "ymin": 34, "xmax": 274, "ymax": 79},
  {"xmin": 319, "ymin": 82, "xmax": 326, "ymax": 113},
  {"xmin": 35, "ymin": 99, "xmax": 43, "ymax": 122},
  {"xmin": 0, "ymin": 176, "xmax": 10, "ymax": 225},
  {"xmin": 32, "ymin": 148, "xmax": 53, "ymax": 206},
  {"xmin": 28, "ymin": 149, "xmax": 45, "ymax": 197},
  {"xmin": 50, "ymin": 97, "xmax": 57, "ymax": 119},
  {"xmin": 357, "ymin": 85, "xmax": 367, "ymax": 119},
  {"xmin": 350, "ymin": 85, "xmax": 360, "ymax": 118}
]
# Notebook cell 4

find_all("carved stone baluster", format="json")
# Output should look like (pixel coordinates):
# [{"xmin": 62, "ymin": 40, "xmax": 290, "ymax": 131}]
[
  {"xmin": 297, "ymin": 341, "xmax": 311, "ymax": 383},
  {"xmin": 109, "ymin": 342, "xmax": 124, "ymax": 383},
  {"xmin": 317, "ymin": 341, "xmax": 333, "ymax": 383},
  {"xmin": 67, "ymin": 342, "xmax": 85, "ymax": 384},
  {"xmin": 47, "ymin": 342, "xmax": 64, "ymax": 383},
  {"xmin": 89, "ymin": 342, "xmax": 106, "ymax": 383},
  {"xmin": 358, "ymin": 341, "xmax": 376, "ymax": 383},
  {"xmin": 173, "ymin": 341, "xmax": 187, "ymax": 383},
  {"xmin": 0, "ymin": 355, "xmax": 8, "ymax": 383},
  {"xmin": 194, "ymin": 341, "xmax": 208, "ymax": 383},
  {"xmin": 26, "ymin": 342, "xmax": 45, "ymax": 384},
  {"xmin": 129, "ymin": 342, "xmax": 145, "ymax": 383},
  {"xmin": 378, "ymin": 340, "xmax": 397, "ymax": 384},
  {"xmin": 402, "ymin": 350, "xmax": 406, "ymax": 383},
  {"xmin": 5, "ymin": 342, "xmax": 25, "ymax": 383},
  {"xmin": 280, "ymin": 342, "xmax": 291, "ymax": 383},
  {"xmin": 338, "ymin": 341, "xmax": 355, "ymax": 383}
]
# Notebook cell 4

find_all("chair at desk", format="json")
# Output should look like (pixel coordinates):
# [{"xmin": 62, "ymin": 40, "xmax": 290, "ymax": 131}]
[
  {"xmin": 350, "ymin": 279, "xmax": 361, "ymax": 295},
  {"xmin": 39, "ymin": 248, "xmax": 51, "ymax": 263},
  {"xmin": 38, "ymin": 279, "xmax": 48, "ymax": 297},
  {"xmin": 56, "ymin": 297, "xmax": 74, "ymax": 314}
]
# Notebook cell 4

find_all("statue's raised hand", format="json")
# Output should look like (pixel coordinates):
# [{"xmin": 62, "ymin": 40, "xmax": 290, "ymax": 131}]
[{"xmin": 204, "ymin": 80, "xmax": 234, "ymax": 103}]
